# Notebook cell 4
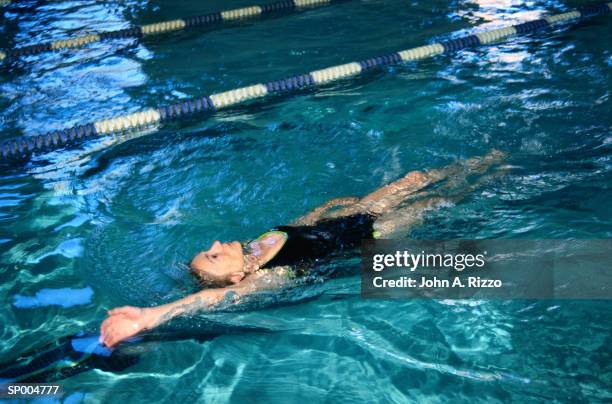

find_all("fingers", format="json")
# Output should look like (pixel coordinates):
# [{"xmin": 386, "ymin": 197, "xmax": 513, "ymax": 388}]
[
  {"xmin": 99, "ymin": 313, "xmax": 144, "ymax": 347},
  {"xmin": 101, "ymin": 318, "xmax": 109, "ymax": 336},
  {"xmin": 102, "ymin": 320, "xmax": 125, "ymax": 347},
  {"xmin": 100, "ymin": 316, "xmax": 117, "ymax": 346},
  {"xmin": 100, "ymin": 314, "xmax": 125, "ymax": 347},
  {"xmin": 99, "ymin": 315, "xmax": 117, "ymax": 343},
  {"xmin": 108, "ymin": 326, "xmax": 125, "ymax": 347},
  {"xmin": 100, "ymin": 306, "xmax": 141, "ymax": 347},
  {"xmin": 103, "ymin": 324, "xmax": 119, "ymax": 347}
]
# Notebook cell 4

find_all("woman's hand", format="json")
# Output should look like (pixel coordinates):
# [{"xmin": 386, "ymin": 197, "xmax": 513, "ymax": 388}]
[
  {"xmin": 100, "ymin": 306, "xmax": 159, "ymax": 347},
  {"xmin": 99, "ymin": 287, "xmax": 236, "ymax": 347}
]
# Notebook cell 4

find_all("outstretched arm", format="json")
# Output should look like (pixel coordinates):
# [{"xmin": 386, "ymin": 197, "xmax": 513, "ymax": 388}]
[{"xmin": 100, "ymin": 284, "xmax": 249, "ymax": 347}]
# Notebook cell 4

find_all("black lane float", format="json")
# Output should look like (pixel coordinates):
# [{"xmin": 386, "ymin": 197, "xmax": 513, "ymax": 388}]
[
  {"xmin": 0, "ymin": 0, "xmax": 345, "ymax": 61},
  {"xmin": 1, "ymin": 3, "xmax": 610, "ymax": 162}
]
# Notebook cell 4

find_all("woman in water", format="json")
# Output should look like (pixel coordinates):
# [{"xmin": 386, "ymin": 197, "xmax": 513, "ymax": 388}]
[{"xmin": 100, "ymin": 150, "xmax": 506, "ymax": 347}]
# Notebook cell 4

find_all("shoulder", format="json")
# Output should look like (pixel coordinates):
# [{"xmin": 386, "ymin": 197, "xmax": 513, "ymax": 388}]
[
  {"xmin": 248, "ymin": 230, "xmax": 289, "ymax": 267},
  {"xmin": 257, "ymin": 230, "xmax": 288, "ymax": 244}
]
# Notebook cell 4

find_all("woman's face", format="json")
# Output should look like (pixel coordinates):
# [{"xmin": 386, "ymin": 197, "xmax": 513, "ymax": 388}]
[{"xmin": 190, "ymin": 241, "xmax": 245, "ymax": 286}]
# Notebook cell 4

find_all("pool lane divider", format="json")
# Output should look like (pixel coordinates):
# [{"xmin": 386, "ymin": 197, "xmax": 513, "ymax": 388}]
[
  {"xmin": 1, "ymin": 2, "xmax": 611, "ymax": 161},
  {"xmin": 0, "ymin": 0, "xmax": 341, "ymax": 62}
]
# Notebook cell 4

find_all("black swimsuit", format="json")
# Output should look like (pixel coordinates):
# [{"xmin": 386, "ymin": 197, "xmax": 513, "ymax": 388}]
[{"xmin": 262, "ymin": 213, "xmax": 376, "ymax": 269}]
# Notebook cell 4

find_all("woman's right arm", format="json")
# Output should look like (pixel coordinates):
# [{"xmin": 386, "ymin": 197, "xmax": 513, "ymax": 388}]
[{"xmin": 100, "ymin": 285, "xmax": 247, "ymax": 347}]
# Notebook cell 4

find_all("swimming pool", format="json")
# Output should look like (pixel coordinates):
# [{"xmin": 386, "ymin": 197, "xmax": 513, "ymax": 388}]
[{"xmin": 0, "ymin": 0, "xmax": 611, "ymax": 402}]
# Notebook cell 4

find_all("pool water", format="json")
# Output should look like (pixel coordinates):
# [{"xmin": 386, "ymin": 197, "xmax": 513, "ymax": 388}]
[{"xmin": 1, "ymin": 0, "xmax": 611, "ymax": 402}]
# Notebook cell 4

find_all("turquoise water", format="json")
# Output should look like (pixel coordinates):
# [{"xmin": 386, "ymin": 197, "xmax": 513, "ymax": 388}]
[{"xmin": 1, "ymin": 0, "xmax": 611, "ymax": 402}]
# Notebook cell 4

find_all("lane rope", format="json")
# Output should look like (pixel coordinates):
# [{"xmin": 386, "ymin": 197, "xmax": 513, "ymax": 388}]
[
  {"xmin": 0, "ymin": 0, "xmax": 342, "ymax": 62},
  {"xmin": 1, "ymin": 2, "xmax": 610, "ymax": 161}
]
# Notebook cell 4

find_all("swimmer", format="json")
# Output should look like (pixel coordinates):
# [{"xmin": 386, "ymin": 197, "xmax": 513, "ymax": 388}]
[{"xmin": 100, "ymin": 149, "xmax": 507, "ymax": 347}]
